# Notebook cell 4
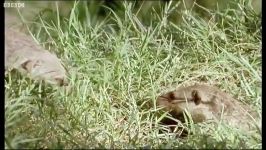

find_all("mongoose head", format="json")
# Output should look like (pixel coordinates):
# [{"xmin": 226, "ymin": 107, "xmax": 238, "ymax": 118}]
[
  {"xmin": 18, "ymin": 51, "xmax": 68, "ymax": 86},
  {"xmin": 5, "ymin": 28, "xmax": 68, "ymax": 86},
  {"xmin": 156, "ymin": 86, "xmax": 228, "ymax": 123},
  {"xmin": 157, "ymin": 84, "xmax": 260, "ymax": 134}
]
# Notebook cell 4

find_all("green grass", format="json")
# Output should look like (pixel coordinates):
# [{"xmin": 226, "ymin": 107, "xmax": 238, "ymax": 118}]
[{"xmin": 5, "ymin": 1, "xmax": 261, "ymax": 149}]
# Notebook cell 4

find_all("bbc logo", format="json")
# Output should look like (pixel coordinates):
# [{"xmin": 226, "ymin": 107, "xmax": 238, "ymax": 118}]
[{"xmin": 4, "ymin": 2, "xmax": 25, "ymax": 8}]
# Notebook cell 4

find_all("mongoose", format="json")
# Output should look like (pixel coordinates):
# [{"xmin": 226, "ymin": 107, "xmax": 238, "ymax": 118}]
[
  {"xmin": 5, "ymin": 28, "xmax": 68, "ymax": 86},
  {"xmin": 157, "ymin": 84, "xmax": 261, "ymax": 133}
]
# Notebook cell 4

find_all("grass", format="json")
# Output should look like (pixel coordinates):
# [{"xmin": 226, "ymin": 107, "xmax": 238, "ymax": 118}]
[{"xmin": 5, "ymin": 1, "xmax": 261, "ymax": 149}]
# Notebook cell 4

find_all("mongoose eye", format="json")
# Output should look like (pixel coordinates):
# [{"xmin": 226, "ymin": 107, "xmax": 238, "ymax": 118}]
[
  {"xmin": 55, "ymin": 78, "xmax": 68, "ymax": 86},
  {"xmin": 191, "ymin": 90, "xmax": 201, "ymax": 105},
  {"xmin": 169, "ymin": 92, "xmax": 175, "ymax": 100}
]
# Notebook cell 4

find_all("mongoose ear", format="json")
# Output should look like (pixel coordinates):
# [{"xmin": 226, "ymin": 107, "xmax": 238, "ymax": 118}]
[
  {"xmin": 191, "ymin": 90, "xmax": 201, "ymax": 105},
  {"xmin": 21, "ymin": 60, "xmax": 34, "ymax": 72}
]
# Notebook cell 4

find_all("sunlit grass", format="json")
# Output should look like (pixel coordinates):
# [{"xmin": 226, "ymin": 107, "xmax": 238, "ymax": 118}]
[{"xmin": 5, "ymin": 1, "xmax": 261, "ymax": 149}]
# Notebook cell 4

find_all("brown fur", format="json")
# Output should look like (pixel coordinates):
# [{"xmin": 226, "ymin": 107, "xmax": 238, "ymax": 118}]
[
  {"xmin": 157, "ymin": 84, "xmax": 260, "ymax": 133},
  {"xmin": 5, "ymin": 28, "xmax": 68, "ymax": 86}
]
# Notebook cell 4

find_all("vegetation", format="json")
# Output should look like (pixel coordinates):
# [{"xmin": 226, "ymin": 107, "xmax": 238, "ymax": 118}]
[{"xmin": 5, "ymin": 0, "xmax": 261, "ymax": 149}]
